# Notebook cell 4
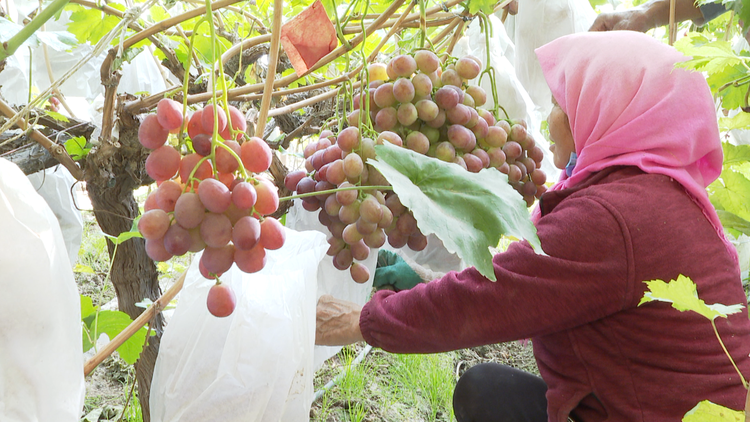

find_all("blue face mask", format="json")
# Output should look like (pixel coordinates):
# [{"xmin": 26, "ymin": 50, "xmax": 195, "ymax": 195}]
[{"xmin": 565, "ymin": 152, "xmax": 577, "ymax": 177}]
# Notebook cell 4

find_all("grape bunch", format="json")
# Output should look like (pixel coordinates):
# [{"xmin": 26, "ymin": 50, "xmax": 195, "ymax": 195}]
[
  {"xmin": 285, "ymin": 51, "xmax": 548, "ymax": 283},
  {"xmin": 137, "ymin": 98, "xmax": 285, "ymax": 304}
]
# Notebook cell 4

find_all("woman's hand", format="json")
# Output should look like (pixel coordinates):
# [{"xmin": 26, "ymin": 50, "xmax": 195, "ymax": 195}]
[{"xmin": 315, "ymin": 295, "xmax": 365, "ymax": 346}]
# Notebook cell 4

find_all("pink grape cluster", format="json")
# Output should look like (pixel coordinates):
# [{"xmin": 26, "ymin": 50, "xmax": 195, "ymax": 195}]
[
  {"xmin": 283, "ymin": 126, "xmax": 428, "ymax": 284},
  {"xmin": 137, "ymin": 98, "xmax": 285, "ymax": 287},
  {"xmin": 358, "ymin": 51, "xmax": 547, "ymax": 205}
]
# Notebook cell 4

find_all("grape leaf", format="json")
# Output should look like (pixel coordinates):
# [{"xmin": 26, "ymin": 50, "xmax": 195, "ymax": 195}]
[
  {"xmin": 85, "ymin": 310, "xmax": 149, "ymax": 364},
  {"xmin": 708, "ymin": 169, "xmax": 750, "ymax": 222},
  {"xmin": 674, "ymin": 33, "xmax": 743, "ymax": 74},
  {"xmin": 369, "ymin": 142, "xmax": 543, "ymax": 282},
  {"xmin": 66, "ymin": 5, "xmax": 119, "ymax": 45},
  {"xmin": 682, "ymin": 400, "xmax": 744, "ymax": 422},
  {"xmin": 719, "ymin": 111, "xmax": 750, "ymax": 131},
  {"xmin": 64, "ymin": 136, "xmax": 90, "ymax": 160},
  {"xmin": 722, "ymin": 142, "xmax": 750, "ymax": 166},
  {"xmin": 716, "ymin": 209, "xmax": 750, "ymax": 236},
  {"xmin": 467, "ymin": 0, "xmax": 496, "ymax": 15},
  {"xmin": 639, "ymin": 275, "xmax": 744, "ymax": 321},
  {"xmin": 0, "ymin": 17, "xmax": 76, "ymax": 51}
]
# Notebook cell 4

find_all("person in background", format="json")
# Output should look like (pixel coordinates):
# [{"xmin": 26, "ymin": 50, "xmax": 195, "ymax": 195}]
[
  {"xmin": 589, "ymin": 0, "xmax": 727, "ymax": 32},
  {"xmin": 315, "ymin": 30, "xmax": 750, "ymax": 422}
]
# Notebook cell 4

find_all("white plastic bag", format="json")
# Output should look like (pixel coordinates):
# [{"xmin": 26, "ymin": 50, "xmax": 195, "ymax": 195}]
[
  {"xmin": 514, "ymin": 0, "xmax": 595, "ymax": 120},
  {"xmin": 284, "ymin": 200, "xmax": 377, "ymax": 369},
  {"xmin": 149, "ymin": 228, "xmax": 327, "ymax": 422},
  {"xmin": 0, "ymin": 158, "xmax": 84, "ymax": 422},
  {"xmin": 26, "ymin": 165, "xmax": 84, "ymax": 266}
]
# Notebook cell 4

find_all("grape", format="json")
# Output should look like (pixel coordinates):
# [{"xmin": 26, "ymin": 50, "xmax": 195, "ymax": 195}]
[
  {"xmin": 144, "ymin": 191, "xmax": 158, "ymax": 211},
  {"xmin": 338, "ymin": 201, "xmax": 361, "ymax": 225},
  {"xmin": 373, "ymin": 83, "xmax": 397, "ymax": 109},
  {"xmin": 342, "ymin": 223, "xmax": 363, "ymax": 245},
  {"xmin": 302, "ymin": 198, "xmax": 321, "ymax": 212},
  {"xmin": 202, "ymin": 244, "xmax": 235, "ymax": 275},
  {"xmin": 425, "ymin": 109, "xmax": 447, "ymax": 128},
  {"xmin": 329, "ymin": 220, "xmax": 345, "ymax": 239},
  {"xmin": 355, "ymin": 217, "xmax": 378, "ymax": 235},
  {"xmin": 350, "ymin": 262, "xmax": 371, "ymax": 284},
  {"xmin": 535, "ymin": 184, "xmax": 548, "ymax": 199},
  {"xmin": 462, "ymin": 94, "xmax": 475, "ymax": 109},
  {"xmin": 496, "ymin": 120, "xmax": 511, "ymax": 134},
  {"xmin": 240, "ymin": 137, "xmax": 273, "ymax": 173},
  {"xmin": 414, "ymin": 50, "xmax": 439, "ymax": 74},
  {"xmin": 139, "ymin": 114, "xmax": 169, "ymax": 149},
  {"xmin": 528, "ymin": 146, "xmax": 545, "ymax": 164},
  {"xmin": 324, "ymin": 195, "xmax": 342, "ymax": 217},
  {"xmin": 327, "ymin": 236, "xmax": 346, "ymax": 256},
  {"xmin": 405, "ymin": 131, "xmax": 430, "ymax": 155},
  {"xmin": 455, "ymin": 57, "xmax": 481, "ymax": 80},
  {"xmin": 215, "ymin": 140, "xmax": 242, "ymax": 174},
  {"xmin": 303, "ymin": 141, "xmax": 319, "ymax": 159},
  {"xmin": 375, "ymin": 107, "xmax": 398, "ymax": 132},
  {"xmin": 284, "ymin": 169, "xmax": 306, "ymax": 192},
  {"xmin": 463, "ymin": 153, "xmax": 484, "ymax": 173},
  {"xmin": 254, "ymin": 178, "xmax": 280, "ymax": 216},
  {"xmin": 465, "ymin": 86, "xmax": 487, "ymax": 107},
  {"xmin": 530, "ymin": 169, "xmax": 547, "ymax": 186},
  {"xmin": 434, "ymin": 87, "xmax": 459, "ymax": 110},
  {"xmin": 180, "ymin": 153, "xmax": 213, "ymax": 183},
  {"xmin": 378, "ymin": 203, "xmax": 394, "ymax": 229},
  {"xmin": 478, "ymin": 108, "xmax": 495, "ymax": 126},
  {"xmin": 155, "ymin": 180, "xmax": 182, "ymax": 212},
  {"xmin": 146, "ymin": 145, "xmax": 181, "ymax": 182},
  {"xmin": 296, "ymin": 176, "xmax": 316, "ymax": 196},
  {"xmin": 233, "ymin": 215, "xmax": 261, "ymax": 250},
  {"xmin": 138, "ymin": 209, "xmax": 170, "ymax": 240},
  {"xmin": 220, "ymin": 105, "xmax": 247, "ymax": 141},
  {"xmin": 447, "ymin": 124, "xmax": 476, "ymax": 151},
  {"xmin": 385, "ymin": 193, "xmax": 405, "ymax": 216},
  {"xmin": 509, "ymin": 124, "xmax": 527, "ymax": 143},
  {"xmin": 472, "ymin": 148, "xmax": 491, "ymax": 168},
  {"xmin": 346, "ymin": 109, "xmax": 361, "ymax": 127},
  {"xmin": 497, "ymin": 162, "xmax": 510, "ymax": 174},
  {"xmin": 393, "ymin": 78, "xmax": 415, "ymax": 104},
  {"xmin": 519, "ymin": 156, "xmax": 537, "ymax": 174},
  {"xmin": 191, "ymin": 133, "xmax": 212, "ymax": 156},
  {"xmin": 201, "ymin": 104, "xmax": 228, "ymax": 134},
  {"xmin": 441, "ymin": 68, "xmax": 462, "ymax": 87},
  {"xmin": 350, "ymin": 239, "xmax": 370, "ymax": 261},
  {"xmin": 343, "ymin": 153, "xmax": 364, "ymax": 179},
  {"xmin": 435, "ymin": 141, "xmax": 456, "ymax": 162},
  {"xmin": 337, "ymin": 127, "xmax": 360, "ymax": 152},
  {"xmin": 396, "ymin": 212, "xmax": 418, "ymax": 235},
  {"xmin": 145, "ymin": 238, "xmax": 173, "ymax": 262},
  {"xmin": 359, "ymin": 194, "xmax": 383, "ymax": 224},
  {"xmin": 502, "ymin": 141, "xmax": 523, "ymax": 161},
  {"xmin": 336, "ymin": 181, "xmax": 358, "ymax": 206},
  {"xmin": 376, "ymin": 131, "xmax": 403, "ymax": 147},
  {"xmin": 453, "ymin": 156, "xmax": 467, "ymax": 170},
  {"xmin": 411, "ymin": 73, "xmax": 433, "ymax": 98},
  {"xmin": 470, "ymin": 117, "xmax": 489, "ymax": 140},
  {"xmin": 197, "ymin": 178, "xmax": 231, "ymax": 214},
  {"xmin": 363, "ymin": 228, "xmax": 386, "ymax": 248},
  {"xmin": 315, "ymin": 180, "xmax": 335, "ymax": 201},
  {"xmin": 232, "ymin": 181, "xmax": 257, "ymax": 210},
  {"xmin": 415, "ymin": 99, "xmax": 439, "ymax": 122},
  {"xmin": 164, "ymin": 223, "xmax": 192, "ymax": 255},
  {"xmin": 485, "ymin": 126, "xmax": 508, "ymax": 148},
  {"xmin": 188, "ymin": 227, "xmax": 207, "ymax": 252},
  {"xmin": 521, "ymin": 180, "xmax": 538, "ymax": 197},
  {"xmin": 156, "ymin": 98, "xmax": 183, "ymax": 132},
  {"xmin": 260, "ymin": 216, "xmax": 285, "ymax": 250},
  {"xmin": 326, "ymin": 160, "xmax": 346, "ymax": 185},
  {"xmin": 333, "ymin": 248, "xmax": 353, "ymax": 270},
  {"xmin": 368, "ymin": 62, "xmax": 389, "ymax": 81},
  {"xmin": 446, "ymin": 104, "xmax": 472, "ymax": 126},
  {"xmin": 360, "ymin": 138, "xmax": 376, "ymax": 161},
  {"xmin": 391, "ymin": 54, "xmax": 417, "ymax": 77},
  {"xmin": 407, "ymin": 231, "xmax": 428, "ymax": 252},
  {"xmin": 187, "ymin": 110, "xmax": 205, "ymax": 139},
  {"xmin": 207, "ymin": 283, "xmax": 236, "ymax": 317},
  {"xmin": 507, "ymin": 164, "xmax": 523, "ymax": 183},
  {"xmin": 200, "ymin": 212, "xmax": 232, "ymax": 248},
  {"xmin": 397, "ymin": 103, "xmax": 418, "ymax": 126},
  {"xmin": 173, "ymin": 192, "xmax": 205, "ymax": 229},
  {"xmin": 310, "ymin": 150, "xmax": 325, "ymax": 171},
  {"xmin": 421, "ymin": 125, "xmax": 440, "ymax": 144},
  {"xmin": 387, "ymin": 229, "xmax": 408, "ymax": 248}
]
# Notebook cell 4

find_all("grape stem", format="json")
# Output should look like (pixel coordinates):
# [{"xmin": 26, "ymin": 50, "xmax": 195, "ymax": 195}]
[{"xmin": 280, "ymin": 185, "xmax": 394, "ymax": 202}]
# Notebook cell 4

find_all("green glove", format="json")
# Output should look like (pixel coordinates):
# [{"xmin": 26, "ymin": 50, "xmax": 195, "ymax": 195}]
[{"xmin": 373, "ymin": 250, "xmax": 422, "ymax": 291}]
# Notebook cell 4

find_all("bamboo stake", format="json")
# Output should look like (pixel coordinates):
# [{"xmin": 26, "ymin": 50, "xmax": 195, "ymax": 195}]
[
  {"xmin": 255, "ymin": 0, "xmax": 284, "ymax": 137},
  {"xmin": 0, "ymin": 98, "xmax": 83, "ymax": 180},
  {"xmin": 268, "ymin": 81, "xmax": 362, "ymax": 117},
  {"xmin": 668, "ymin": 0, "xmax": 676, "ymax": 45},
  {"xmin": 84, "ymin": 271, "xmax": 187, "ymax": 376}
]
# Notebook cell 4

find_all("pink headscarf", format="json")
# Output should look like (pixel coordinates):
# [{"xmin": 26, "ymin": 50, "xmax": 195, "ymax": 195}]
[{"xmin": 534, "ymin": 31, "xmax": 735, "ymax": 261}]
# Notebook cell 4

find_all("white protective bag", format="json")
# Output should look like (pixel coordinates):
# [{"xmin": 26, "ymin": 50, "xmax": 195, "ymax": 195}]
[
  {"xmin": 0, "ymin": 158, "xmax": 85, "ymax": 422},
  {"xmin": 284, "ymin": 199, "xmax": 377, "ymax": 369},
  {"xmin": 150, "ymin": 227, "xmax": 328, "ymax": 422}
]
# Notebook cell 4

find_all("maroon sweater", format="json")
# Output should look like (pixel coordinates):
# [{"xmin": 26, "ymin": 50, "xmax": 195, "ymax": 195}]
[{"xmin": 360, "ymin": 166, "xmax": 750, "ymax": 422}]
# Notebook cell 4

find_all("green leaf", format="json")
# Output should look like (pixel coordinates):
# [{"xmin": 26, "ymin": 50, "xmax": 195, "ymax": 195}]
[
  {"xmin": 682, "ymin": 400, "xmax": 744, "ymax": 422},
  {"xmin": 74, "ymin": 263, "xmax": 96, "ymax": 274},
  {"xmin": 709, "ymin": 169, "xmax": 750, "ymax": 222},
  {"xmin": 467, "ymin": 0, "xmax": 496, "ymax": 15},
  {"xmin": 368, "ymin": 142, "xmax": 543, "ymax": 281},
  {"xmin": 89, "ymin": 310, "xmax": 148, "ymax": 364},
  {"xmin": 80, "ymin": 295, "xmax": 97, "ymax": 319},
  {"xmin": 674, "ymin": 33, "xmax": 744, "ymax": 74},
  {"xmin": 716, "ymin": 209, "xmax": 750, "ymax": 236},
  {"xmin": 46, "ymin": 110, "xmax": 69, "ymax": 122},
  {"xmin": 64, "ymin": 136, "xmax": 90, "ymax": 160},
  {"xmin": 722, "ymin": 142, "xmax": 750, "ymax": 166},
  {"xmin": 34, "ymin": 30, "xmax": 77, "ymax": 51},
  {"xmin": 66, "ymin": 5, "xmax": 119, "ymax": 45},
  {"xmin": 719, "ymin": 111, "xmax": 750, "ymax": 131},
  {"xmin": 103, "ymin": 230, "xmax": 142, "ymax": 245},
  {"xmin": 639, "ymin": 275, "xmax": 745, "ymax": 321}
]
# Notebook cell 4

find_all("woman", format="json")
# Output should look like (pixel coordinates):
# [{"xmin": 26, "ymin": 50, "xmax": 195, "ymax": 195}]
[{"xmin": 315, "ymin": 31, "xmax": 750, "ymax": 422}]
